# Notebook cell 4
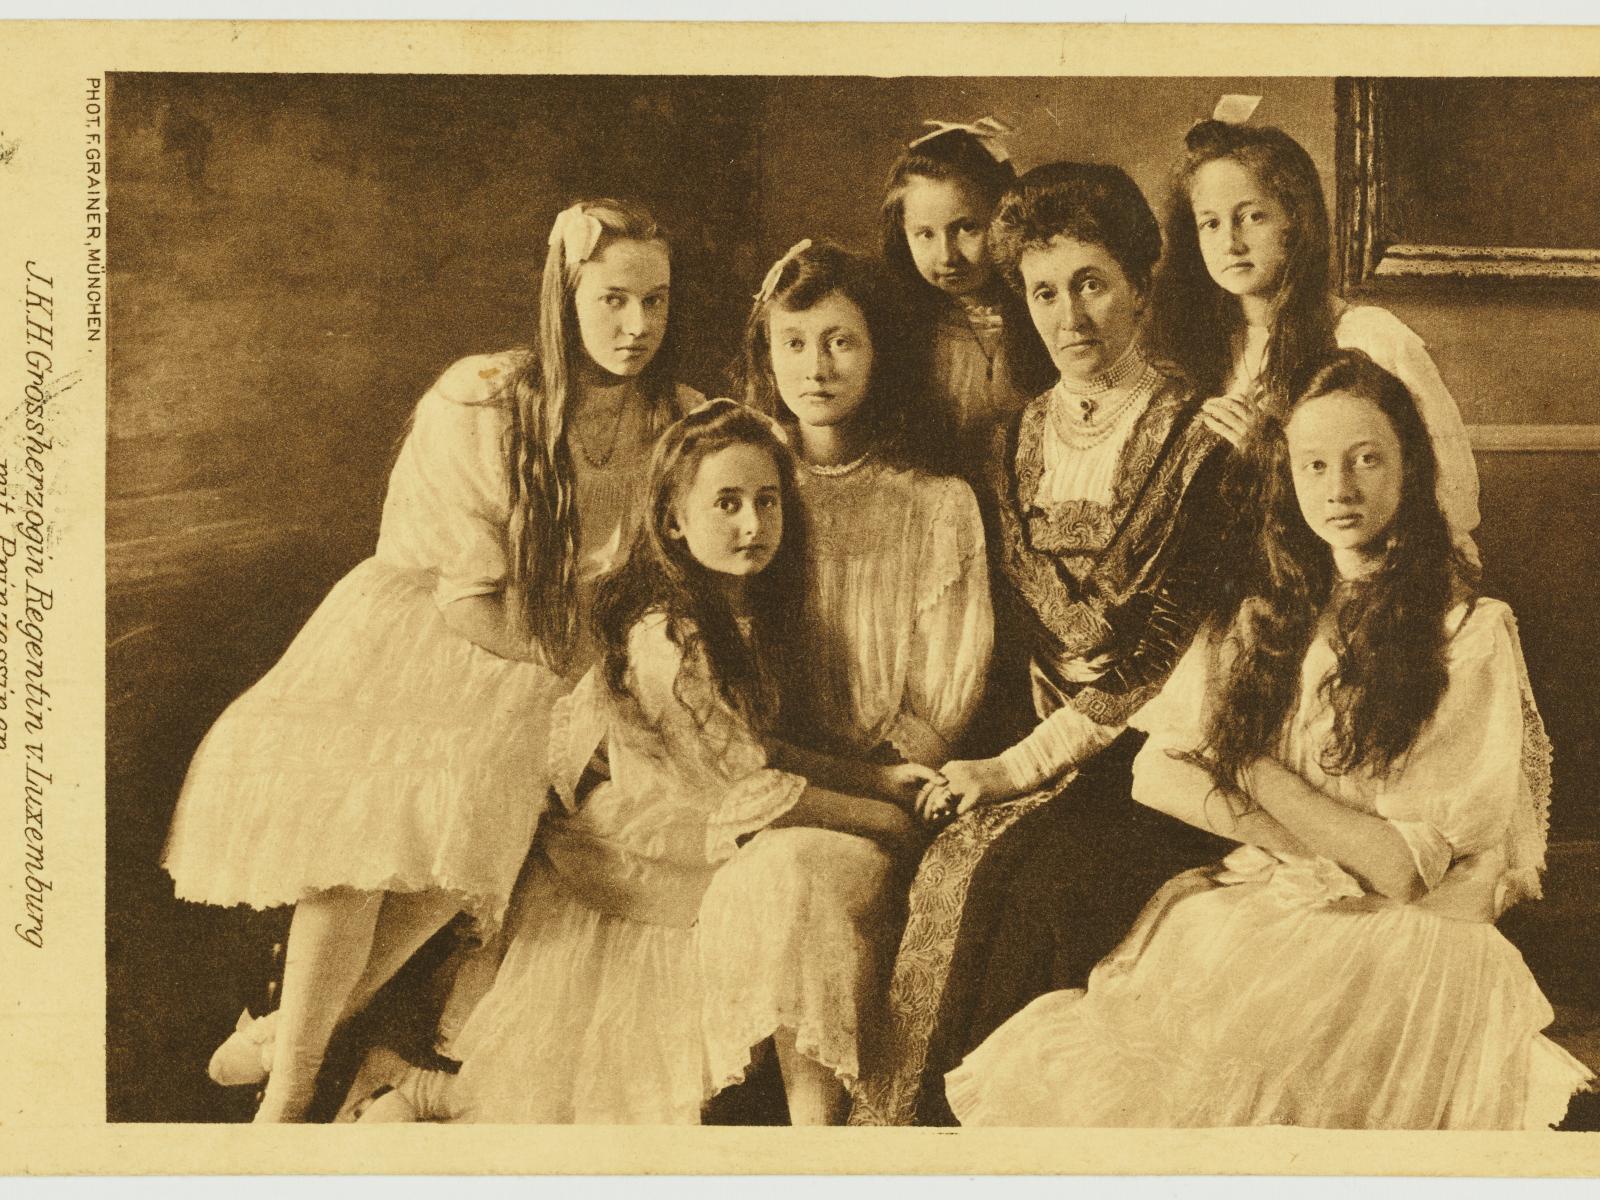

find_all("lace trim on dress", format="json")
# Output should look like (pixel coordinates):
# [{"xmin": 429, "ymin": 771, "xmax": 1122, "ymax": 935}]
[
  {"xmin": 988, "ymin": 383, "xmax": 1221, "ymax": 660},
  {"xmin": 911, "ymin": 478, "xmax": 985, "ymax": 621},
  {"xmin": 800, "ymin": 463, "xmax": 982, "ymax": 602},
  {"xmin": 1502, "ymin": 607, "xmax": 1554, "ymax": 908},
  {"xmin": 704, "ymin": 769, "xmax": 809, "ymax": 862},
  {"xmin": 846, "ymin": 792, "xmax": 1052, "ymax": 1126}
]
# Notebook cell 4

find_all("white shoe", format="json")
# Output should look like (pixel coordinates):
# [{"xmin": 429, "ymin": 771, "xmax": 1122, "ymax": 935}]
[
  {"xmin": 208, "ymin": 1008, "xmax": 278, "ymax": 1086},
  {"xmin": 334, "ymin": 1045, "xmax": 413, "ymax": 1123}
]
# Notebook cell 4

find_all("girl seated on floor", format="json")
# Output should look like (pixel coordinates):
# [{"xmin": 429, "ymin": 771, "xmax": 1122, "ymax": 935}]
[
  {"xmin": 947, "ymin": 350, "xmax": 1593, "ymax": 1129},
  {"xmin": 361, "ymin": 399, "xmax": 919, "ymax": 1124}
]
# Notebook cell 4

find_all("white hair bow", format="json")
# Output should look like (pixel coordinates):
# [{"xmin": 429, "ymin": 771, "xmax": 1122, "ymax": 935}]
[
  {"xmin": 754, "ymin": 239, "xmax": 812, "ymax": 304},
  {"xmin": 548, "ymin": 203, "xmax": 604, "ymax": 268},
  {"xmin": 1212, "ymin": 95, "xmax": 1262, "ymax": 125},
  {"xmin": 909, "ymin": 116, "xmax": 1014, "ymax": 162}
]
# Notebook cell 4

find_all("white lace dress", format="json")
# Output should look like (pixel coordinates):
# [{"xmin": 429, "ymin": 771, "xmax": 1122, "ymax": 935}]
[
  {"xmin": 436, "ymin": 614, "xmax": 806, "ymax": 1124},
  {"xmin": 162, "ymin": 352, "xmax": 678, "ymax": 931},
  {"xmin": 697, "ymin": 456, "xmax": 993, "ymax": 1093},
  {"xmin": 947, "ymin": 599, "xmax": 1593, "ymax": 1129}
]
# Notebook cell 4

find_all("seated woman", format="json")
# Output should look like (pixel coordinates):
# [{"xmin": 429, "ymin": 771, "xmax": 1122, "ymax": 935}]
[
  {"xmin": 850, "ymin": 162, "xmax": 1234, "ymax": 1126},
  {"xmin": 947, "ymin": 350, "xmax": 1591, "ymax": 1129}
]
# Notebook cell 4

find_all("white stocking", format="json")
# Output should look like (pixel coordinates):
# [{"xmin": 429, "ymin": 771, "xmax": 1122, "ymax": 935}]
[
  {"xmin": 773, "ymin": 1027, "xmax": 849, "ymax": 1126},
  {"xmin": 256, "ymin": 888, "xmax": 383, "ymax": 1123},
  {"xmin": 338, "ymin": 890, "xmax": 463, "ymax": 1025}
]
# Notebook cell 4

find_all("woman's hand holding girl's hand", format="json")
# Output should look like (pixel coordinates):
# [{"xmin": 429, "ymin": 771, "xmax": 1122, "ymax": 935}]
[
  {"xmin": 941, "ymin": 757, "xmax": 1018, "ymax": 815},
  {"xmin": 913, "ymin": 775, "xmax": 957, "ymax": 826},
  {"xmin": 1200, "ymin": 393, "xmax": 1257, "ymax": 450},
  {"xmin": 873, "ymin": 762, "xmax": 946, "ymax": 810}
]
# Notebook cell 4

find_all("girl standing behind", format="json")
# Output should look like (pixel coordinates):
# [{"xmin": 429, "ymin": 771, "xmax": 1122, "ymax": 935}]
[
  {"xmin": 163, "ymin": 198, "xmax": 697, "ymax": 1122},
  {"xmin": 948, "ymin": 350, "xmax": 1590, "ymax": 1129},
  {"xmin": 696, "ymin": 241, "xmax": 993, "ymax": 1124},
  {"xmin": 881, "ymin": 119, "xmax": 1055, "ymax": 471},
  {"xmin": 361, "ymin": 400, "xmax": 918, "ymax": 1124},
  {"xmin": 1148, "ymin": 112, "xmax": 1480, "ymax": 563}
]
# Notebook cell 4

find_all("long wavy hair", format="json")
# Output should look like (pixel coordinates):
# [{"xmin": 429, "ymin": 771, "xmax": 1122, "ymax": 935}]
[
  {"xmin": 879, "ymin": 131, "xmax": 1055, "ymax": 432},
  {"xmin": 592, "ymin": 399, "xmax": 805, "ymax": 736},
  {"xmin": 1192, "ymin": 350, "xmax": 1477, "ymax": 791},
  {"xmin": 1147, "ymin": 120, "xmax": 1336, "ymax": 410},
  {"xmin": 502, "ymin": 197, "xmax": 683, "ymax": 673},
  {"xmin": 740, "ymin": 240, "xmax": 922, "ymax": 470}
]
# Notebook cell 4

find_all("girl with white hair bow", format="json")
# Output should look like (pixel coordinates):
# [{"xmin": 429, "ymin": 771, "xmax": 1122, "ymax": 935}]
[{"xmin": 163, "ymin": 197, "xmax": 700, "ymax": 1121}]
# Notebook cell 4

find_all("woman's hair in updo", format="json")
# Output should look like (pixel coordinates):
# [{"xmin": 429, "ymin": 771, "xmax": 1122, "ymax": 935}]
[{"xmin": 990, "ymin": 161, "xmax": 1163, "ymax": 294}]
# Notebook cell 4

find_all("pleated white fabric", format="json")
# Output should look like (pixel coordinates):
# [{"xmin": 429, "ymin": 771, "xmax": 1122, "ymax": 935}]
[
  {"xmin": 948, "ymin": 600, "xmax": 1593, "ymax": 1129},
  {"xmin": 162, "ymin": 351, "xmax": 657, "ymax": 930},
  {"xmin": 443, "ymin": 615, "xmax": 806, "ymax": 1123}
]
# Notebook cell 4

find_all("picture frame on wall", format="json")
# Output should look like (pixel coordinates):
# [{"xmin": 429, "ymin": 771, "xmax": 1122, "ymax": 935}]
[{"xmin": 1336, "ymin": 77, "xmax": 1600, "ymax": 288}]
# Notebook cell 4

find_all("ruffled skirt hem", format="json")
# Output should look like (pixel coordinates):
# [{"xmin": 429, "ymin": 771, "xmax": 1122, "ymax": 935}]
[
  {"xmin": 947, "ymin": 875, "xmax": 1591, "ymax": 1130},
  {"xmin": 705, "ymin": 1012, "xmax": 862, "ymax": 1096},
  {"xmin": 697, "ymin": 827, "xmax": 903, "ymax": 1098},
  {"xmin": 162, "ymin": 557, "xmax": 568, "ymax": 928},
  {"xmin": 446, "ymin": 860, "xmax": 715, "ymax": 1125}
]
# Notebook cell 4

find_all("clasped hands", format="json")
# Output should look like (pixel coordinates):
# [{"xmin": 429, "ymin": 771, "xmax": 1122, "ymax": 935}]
[{"xmin": 871, "ymin": 755, "xmax": 1021, "ymax": 829}]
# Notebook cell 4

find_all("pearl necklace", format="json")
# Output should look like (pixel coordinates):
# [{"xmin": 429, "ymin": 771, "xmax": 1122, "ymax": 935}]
[
  {"xmin": 804, "ymin": 446, "xmax": 877, "ymax": 478},
  {"xmin": 1056, "ymin": 341, "xmax": 1147, "ymax": 400},
  {"xmin": 1048, "ymin": 361, "xmax": 1159, "ymax": 452}
]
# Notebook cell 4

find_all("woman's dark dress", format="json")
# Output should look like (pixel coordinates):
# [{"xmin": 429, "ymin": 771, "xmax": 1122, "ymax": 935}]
[{"xmin": 850, "ymin": 366, "xmax": 1235, "ymax": 1126}]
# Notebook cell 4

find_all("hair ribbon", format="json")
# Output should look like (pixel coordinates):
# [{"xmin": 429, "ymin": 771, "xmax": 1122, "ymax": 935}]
[
  {"xmin": 548, "ymin": 203, "xmax": 605, "ymax": 268},
  {"xmin": 754, "ymin": 239, "xmax": 812, "ymax": 304},
  {"xmin": 1212, "ymin": 95, "xmax": 1263, "ymax": 125},
  {"xmin": 909, "ymin": 116, "xmax": 1014, "ymax": 162}
]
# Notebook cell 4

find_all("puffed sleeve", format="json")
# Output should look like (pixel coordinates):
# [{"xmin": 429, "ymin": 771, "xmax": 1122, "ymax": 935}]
[
  {"xmin": 1125, "ymin": 628, "xmax": 1232, "ymax": 831},
  {"xmin": 1372, "ymin": 601, "xmax": 1523, "ymax": 891},
  {"xmin": 888, "ymin": 476, "xmax": 995, "ymax": 765},
  {"xmin": 1337, "ymin": 307, "xmax": 1481, "ymax": 555},
  {"xmin": 625, "ymin": 613, "xmax": 807, "ymax": 862},
  {"xmin": 382, "ymin": 353, "xmax": 518, "ymax": 608}
]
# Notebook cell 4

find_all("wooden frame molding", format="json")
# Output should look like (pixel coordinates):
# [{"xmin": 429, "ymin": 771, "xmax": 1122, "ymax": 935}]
[{"xmin": 1337, "ymin": 78, "xmax": 1600, "ymax": 288}]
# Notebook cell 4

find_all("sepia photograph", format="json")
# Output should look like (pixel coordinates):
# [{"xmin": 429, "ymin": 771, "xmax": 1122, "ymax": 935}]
[{"xmin": 100, "ymin": 62, "xmax": 1600, "ymax": 1144}]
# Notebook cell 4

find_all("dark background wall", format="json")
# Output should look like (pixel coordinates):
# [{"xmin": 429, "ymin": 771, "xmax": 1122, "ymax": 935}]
[
  {"xmin": 107, "ymin": 72, "xmax": 766, "ymax": 1121},
  {"xmin": 109, "ymin": 73, "xmax": 1598, "ymax": 1123}
]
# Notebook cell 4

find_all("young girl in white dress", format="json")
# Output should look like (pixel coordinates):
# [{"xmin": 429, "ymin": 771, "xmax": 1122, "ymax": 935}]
[
  {"xmin": 947, "ymin": 350, "xmax": 1593, "ymax": 1129},
  {"xmin": 357, "ymin": 399, "xmax": 919, "ymax": 1124},
  {"xmin": 1147, "ymin": 108, "xmax": 1481, "ymax": 564},
  {"xmin": 162, "ymin": 198, "xmax": 699, "ymax": 1121},
  {"xmin": 696, "ymin": 241, "xmax": 993, "ymax": 1124},
  {"xmin": 880, "ymin": 119, "xmax": 1055, "ymax": 471}
]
